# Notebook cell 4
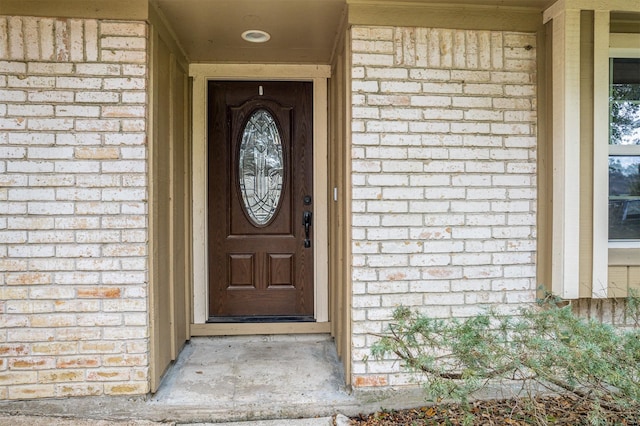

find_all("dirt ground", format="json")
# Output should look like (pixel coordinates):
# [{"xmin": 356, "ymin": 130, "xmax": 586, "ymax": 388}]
[{"xmin": 349, "ymin": 395, "xmax": 640, "ymax": 425}]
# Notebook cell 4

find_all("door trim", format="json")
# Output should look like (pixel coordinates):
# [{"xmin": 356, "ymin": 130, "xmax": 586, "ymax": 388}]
[{"xmin": 189, "ymin": 64, "xmax": 331, "ymax": 328}]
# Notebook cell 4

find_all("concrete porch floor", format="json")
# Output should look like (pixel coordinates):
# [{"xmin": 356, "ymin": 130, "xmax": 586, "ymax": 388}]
[
  {"xmin": 0, "ymin": 334, "xmax": 428, "ymax": 424},
  {"xmin": 149, "ymin": 334, "xmax": 355, "ymax": 419}
]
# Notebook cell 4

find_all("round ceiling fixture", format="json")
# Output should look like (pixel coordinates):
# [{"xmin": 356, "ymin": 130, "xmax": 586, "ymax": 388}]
[{"xmin": 241, "ymin": 30, "xmax": 271, "ymax": 43}]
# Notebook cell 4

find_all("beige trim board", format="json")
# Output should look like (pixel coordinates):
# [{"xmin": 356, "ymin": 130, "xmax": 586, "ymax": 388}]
[
  {"xmin": 537, "ymin": 20, "xmax": 553, "ymax": 300},
  {"xmin": 148, "ymin": 0, "xmax": 189, "ymax": 66},
  {"xmin": 148, "ymin": 22, "xmax": 160, "ymax": 393},
  {"xmin": 190, "ymin": 322, "xmax": 331, "ymax": 336},
  {"xmin": 348, "ymin": 2, "xmax": 543, "ymax": 32},
  {"xmin": 190, "ymin": 64, "xmax": 331, "ymax": 79},
  {"xmin": 313, "ymin": 77, "xmax": 330, "ymax": 323},
  {"xmin": 342, "ymin": 30, "xmax": 353, "ymax": 386},
  {"xmin": 545, "ymin": 0, "xmax": 640, "ymax": 24},
  {"xmin": 591, "ymin": 11, "xmax": 610, "ymax": 298},
  {"xmin": 190, "ymin": 64, "xmax": 331, "ymax": 328},
  {"xmin": 543, "ymin": 0, "xmax": 568, "ymax": 24},
  {"xmin": 607, "ymin": 266, "xmax": 628, "ymax": 298},
  {"xmin": 564, "ymin": 0, "xmax": 640, "ymax": 13},
  {"xmin": 610, "ymin": 33, "xmax": 640, "ymax": 57},
  {"xmin": 191, "ymin": 74, "xmax": 207, "ymax": 324},
  {"xmin": 0, "ymin": 0, "xmax": 148, "ymax": 19},
  {"xmin": 609, "ymin": 249, "xmax": 640, "ymax": 266}
]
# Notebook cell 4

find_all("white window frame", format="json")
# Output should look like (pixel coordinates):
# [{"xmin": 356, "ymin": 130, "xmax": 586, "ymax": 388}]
[
  {"xmin": 607, "ymin": 36, "xmax": 640, "ymax": 249},
  {"xmin": 592, "ymin": 32, "xmax": 640, "ymax": 298}
]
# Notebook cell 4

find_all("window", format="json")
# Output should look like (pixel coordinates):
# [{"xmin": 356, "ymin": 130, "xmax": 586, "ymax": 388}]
[{"xmin": 608, "ymin": 57, "xmax": 640, "ymax": 242}]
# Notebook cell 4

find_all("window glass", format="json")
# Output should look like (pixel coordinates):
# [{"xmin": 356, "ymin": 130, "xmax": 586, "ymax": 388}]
[
  {"xmin": 610, "ymin": 59, "xmax": 640, "ymax": 146},
  {"xmin": 609, "ymin": 156, "xmax": 640, "ymax": 240},
  {"xmin": 609, "ymin": 58, "xmax": 640, "ymax": 241}
]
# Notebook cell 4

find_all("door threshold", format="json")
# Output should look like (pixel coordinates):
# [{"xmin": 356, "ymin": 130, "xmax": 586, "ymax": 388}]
[
  {"xmin": 208, "ymin": 315, "xmax": 315, "ymax": 323},
  {"xmin": 191, "ymin": 321, "xmax": 331, "ymax": 336}
]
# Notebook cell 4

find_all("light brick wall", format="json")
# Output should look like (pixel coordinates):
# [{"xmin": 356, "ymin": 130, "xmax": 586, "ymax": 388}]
[
  {"xmin": 0, "ymin": 16, "xmax": 149, "ymax": 399},
  {"xmin": 351, "ymin": 26, "xmax": 538, "ymax": 387}
]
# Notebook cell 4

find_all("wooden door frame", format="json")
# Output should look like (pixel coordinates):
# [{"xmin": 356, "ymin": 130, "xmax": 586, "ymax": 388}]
[{"xmin": 189, "ymin": 64, "xmax": 331, "ymax": 335}]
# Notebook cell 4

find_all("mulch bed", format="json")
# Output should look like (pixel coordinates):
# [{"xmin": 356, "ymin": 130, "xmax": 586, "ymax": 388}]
[{"xmin": 349, "ymin": 395, "xmax": 640, "ymax": 425}]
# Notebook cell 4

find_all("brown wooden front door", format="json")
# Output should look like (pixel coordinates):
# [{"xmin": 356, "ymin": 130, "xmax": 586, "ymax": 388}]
[{"xmin": 208, "ymin": 81, "xmax": 314, "ymax": 321}]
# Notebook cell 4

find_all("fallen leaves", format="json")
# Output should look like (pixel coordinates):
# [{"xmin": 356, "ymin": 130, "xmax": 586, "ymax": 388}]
[{"xmin": 349, "ymin": 395, "xmax": 640, "ymax": 425}]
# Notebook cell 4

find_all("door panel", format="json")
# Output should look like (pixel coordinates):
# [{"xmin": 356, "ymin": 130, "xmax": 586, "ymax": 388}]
[{"xmin": 208, "ymin": 81, "xmax": 314, "ymax": 320}]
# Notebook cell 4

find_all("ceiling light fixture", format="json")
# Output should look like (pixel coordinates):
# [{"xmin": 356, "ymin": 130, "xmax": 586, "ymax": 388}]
[{"xmin": 241, "ymin": 30, "xmax": 271, "ymax": 43}]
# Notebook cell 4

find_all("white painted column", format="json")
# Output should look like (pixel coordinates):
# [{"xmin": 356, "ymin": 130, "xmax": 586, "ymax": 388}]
[{"xmin": 550, "ymin": 8, "xmax": 582, "ymax": 299}]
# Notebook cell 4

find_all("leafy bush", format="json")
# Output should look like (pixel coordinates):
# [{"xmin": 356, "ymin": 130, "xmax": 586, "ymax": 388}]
[{"xmin": 371, "ymin": 293, "xmax": 640, "ymax": 424}]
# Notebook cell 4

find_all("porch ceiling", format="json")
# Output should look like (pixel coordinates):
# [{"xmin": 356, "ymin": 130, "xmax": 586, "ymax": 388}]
[
  {"xmin": 150, "ymin": 0, "xmax": 347, "ymax": 64},
  {"xmin": 150, "ymin": 0, "xmax": 556, "ymax": 64}
]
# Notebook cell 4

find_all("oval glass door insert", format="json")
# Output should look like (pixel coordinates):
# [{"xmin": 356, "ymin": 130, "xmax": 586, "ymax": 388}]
[{"xmin": 238, "ymin": 109, "xmax": 284, "ymax": 226}]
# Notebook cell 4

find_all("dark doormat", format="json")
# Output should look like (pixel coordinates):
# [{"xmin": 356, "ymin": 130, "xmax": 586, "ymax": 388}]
[{"xmin": 207, "ymin": 315, "xmax": 315, "ymax": 323}]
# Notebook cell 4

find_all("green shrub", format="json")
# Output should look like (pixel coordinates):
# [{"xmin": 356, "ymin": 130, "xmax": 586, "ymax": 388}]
[{"xmin": 371, "ymin": 292, "xmax": 640, "ymax": 424}]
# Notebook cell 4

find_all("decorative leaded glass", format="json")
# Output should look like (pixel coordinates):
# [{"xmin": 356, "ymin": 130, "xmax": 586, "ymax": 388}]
[{"xmin": 238, "ymin": 109, "xmax": 284, "ymax": 226}]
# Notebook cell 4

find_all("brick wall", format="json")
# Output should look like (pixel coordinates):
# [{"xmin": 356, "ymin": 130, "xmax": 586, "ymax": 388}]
[
  {"xmin": 350, "ymin": 26, "xmax": 538, "ymax": 387},
  {"xmin": 0, "ymin": 16, "xmax": 149, "ymax": 399}
]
